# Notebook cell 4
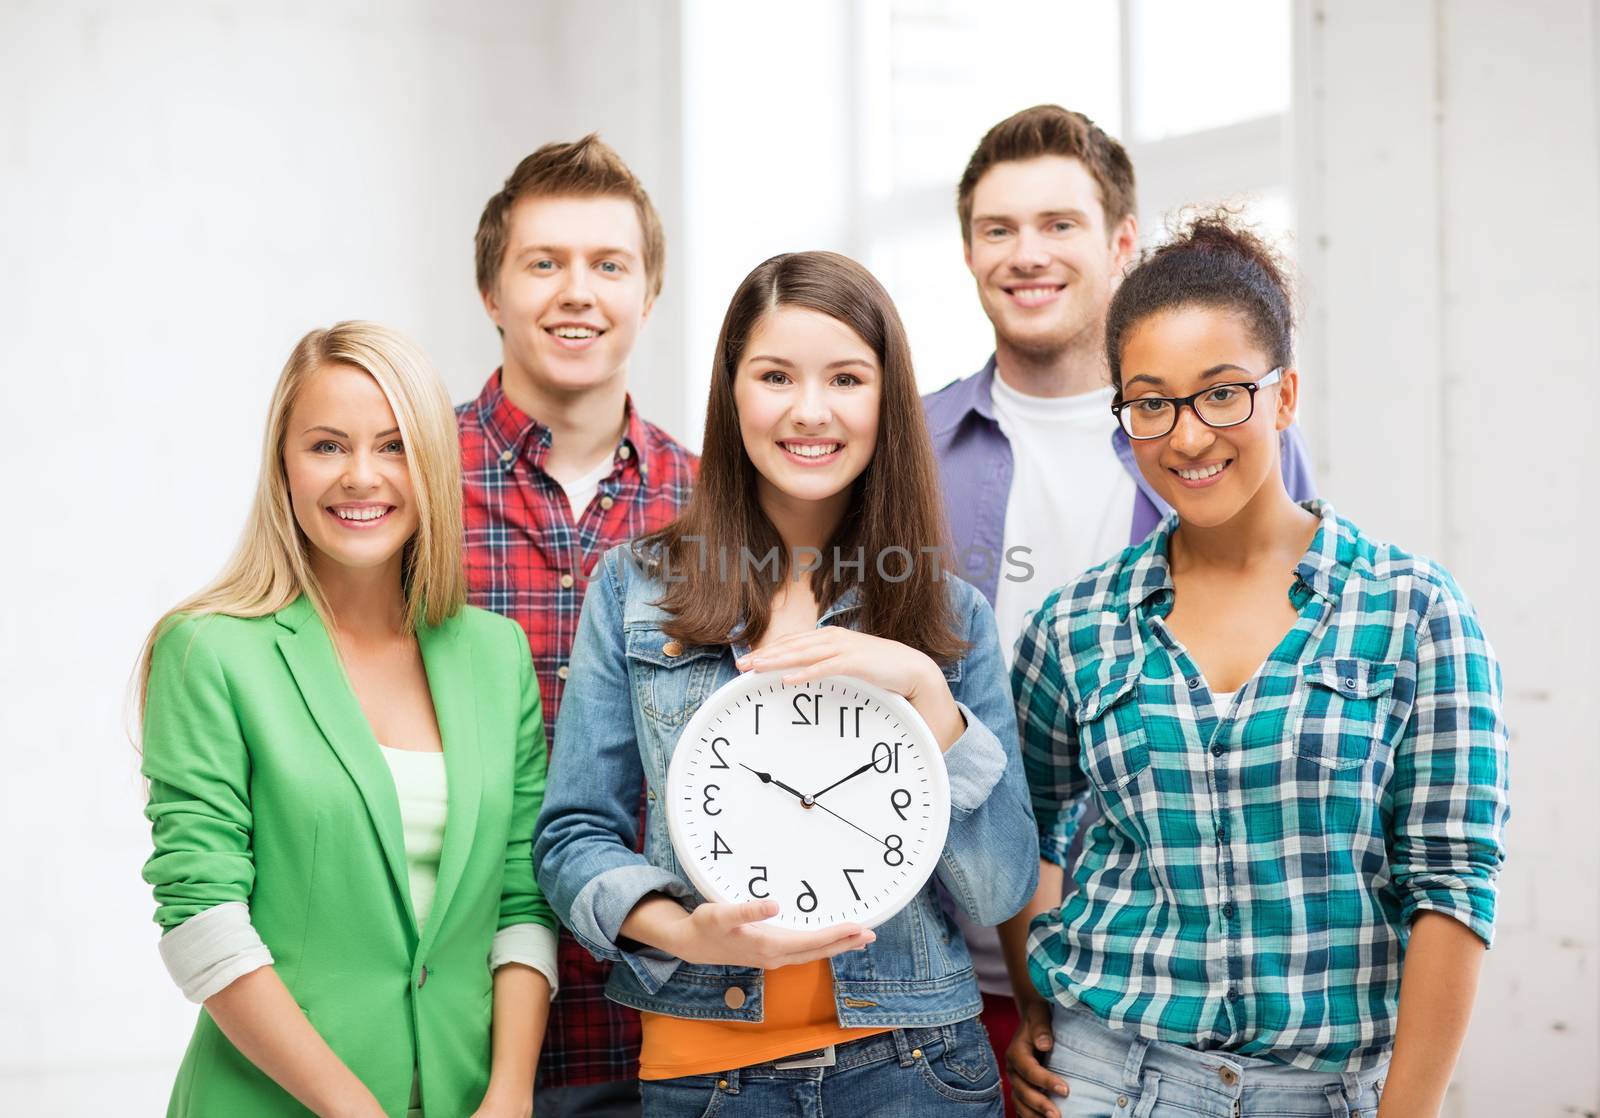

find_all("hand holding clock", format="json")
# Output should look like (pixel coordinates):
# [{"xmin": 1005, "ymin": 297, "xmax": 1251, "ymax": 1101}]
[
  {"xmin": 736, "ymin": 628, "xmax": 965, "ymax": 751},
  {"xmin": 620, "ymin": 895, "xmax": 875, "ymax": 970}
]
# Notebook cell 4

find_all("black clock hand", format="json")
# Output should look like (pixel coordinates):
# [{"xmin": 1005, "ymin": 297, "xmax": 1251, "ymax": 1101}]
[
  {"xmin": 810, "ymin": 760, "xmax": 876, "ymax": 801},
  {"xmin": 808, "ymin": 800, "xmax": 888, "ymax": 849},
  {"xmin": 738, "ymin": 763, "xmax": 815, "ymax": 806}
]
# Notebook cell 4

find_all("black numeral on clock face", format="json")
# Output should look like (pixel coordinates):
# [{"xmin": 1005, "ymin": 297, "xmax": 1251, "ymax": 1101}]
[
  {"xmin": 708, "ymin": 736, "xmax": 730, "ymax": 769},
  {"xmin": 748, "ymin": 865, "xmax": 769, "ymax": 898},
  {"xmin": 871, "ymin": 741, "xmax": 899, "ymax": 773},
  {"xmin": 791, "ymin": 692, "xmax": 820, "ymax": 726},
  {"xmin": 883, "ymin": 834, "xmax": 904, "ymax": 866},
  {"xmin": 796, "ymin": 879, "xmax": 818, "ymax": 912},
  {"xmin": 838, "ymin": 705, "xmax": 864, "ymax": 738},
  {"xmin": 753, "ymin": 703, "xmax": 762, "ymax": 735},
  {"xmin": 890, "ymin": 788, "xmax": 911, "ymax": 821},
  {"xmin": 843, "ymin": 867, "xmax": 864, "ymax": 901},
  {"xmin": 702, "ymin": 785, "xmax": 721, "ymax": 816},
  {"xmin": 711, "ymin": 832, "xmax": 731, "ymax": 859}
]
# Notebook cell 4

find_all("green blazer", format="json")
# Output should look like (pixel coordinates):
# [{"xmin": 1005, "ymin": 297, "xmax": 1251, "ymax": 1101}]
[{"xmin": 142, "ymin": 595, "xmax": 554, "ymax": 1117}]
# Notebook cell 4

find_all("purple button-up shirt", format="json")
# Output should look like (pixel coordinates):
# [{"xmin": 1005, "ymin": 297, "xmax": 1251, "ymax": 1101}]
[{"xmin": 922, "ymin": 356, "xmax": 1319, "ymax": 606}]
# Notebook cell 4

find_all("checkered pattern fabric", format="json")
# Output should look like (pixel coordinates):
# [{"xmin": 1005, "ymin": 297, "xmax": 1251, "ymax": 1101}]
[
  {"xmin": 458, "ymin": 371, "xmax": 696, "ymax": 1087},
  {"xmin": 1012, "ymin": 500, "xmax": 1509, "ymax": 1073}
]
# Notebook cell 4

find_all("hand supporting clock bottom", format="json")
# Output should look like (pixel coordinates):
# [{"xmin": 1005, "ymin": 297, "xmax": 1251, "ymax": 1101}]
[{"xmin": 621, "ymin": 895, "xmax": 874, "ymax": 969}]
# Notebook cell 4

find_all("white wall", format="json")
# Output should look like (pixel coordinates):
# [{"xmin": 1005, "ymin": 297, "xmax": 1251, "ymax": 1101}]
[
  {"xmin": 1295, "ymin": 2, "xmax": 1600, "ymax": 1114},
  {"xmin": 680, "ymin": 0, "xmax": 861, "ymax": 444},
  {"xmin": 0, "ymin": 2, "xmax": 686, "ymax": 1111}
]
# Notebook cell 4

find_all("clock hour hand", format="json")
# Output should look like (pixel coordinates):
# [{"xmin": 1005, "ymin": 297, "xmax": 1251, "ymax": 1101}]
[
  {"xmin": 739, "ymin": 763, "xmax": 815, "ymax": 806},
  {"xmin": 810, "ymin": 760, "xmax": 876, "ymax": 801}
]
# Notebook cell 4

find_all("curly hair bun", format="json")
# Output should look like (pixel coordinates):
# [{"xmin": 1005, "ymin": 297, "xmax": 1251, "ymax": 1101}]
[{"xmin": 1106, "ymin": 206, "xmax": 1294, "ymax": 389}]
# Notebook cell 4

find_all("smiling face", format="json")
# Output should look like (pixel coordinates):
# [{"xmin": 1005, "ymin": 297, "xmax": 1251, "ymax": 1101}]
[
  {"xmin": 284, "ymin": 362, "xmax": 421, "ymax": 581},
  {"xmin": 964, "ymin": 155, "xmax": 1136, "ymax": 362},
  {"xmin": 733, "ymin": 306, "xmax": 882, "ymax": 525},
  {"xmin": 1119, "ymin": 305, "xmax": 1299, "ymax": 528},
  {"xmin": 482, "ymin": 193, "xmax": 653, "ymax": 397}
]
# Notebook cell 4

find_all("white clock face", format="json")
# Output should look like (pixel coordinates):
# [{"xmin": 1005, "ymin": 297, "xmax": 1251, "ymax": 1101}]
[{"xmin": 666, "ymin": 671, "xmax": 950, "ymax": 931}]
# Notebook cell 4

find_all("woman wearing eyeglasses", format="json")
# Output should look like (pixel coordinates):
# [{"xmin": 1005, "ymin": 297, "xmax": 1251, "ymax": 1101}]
[{"xmin": 998, "ymin": 213, "xmax": 1509, "ymax": 1118}]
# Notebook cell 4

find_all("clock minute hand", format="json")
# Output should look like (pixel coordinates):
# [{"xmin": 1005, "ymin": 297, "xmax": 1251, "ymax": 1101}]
[
  {"xmin": 738, "ymin": 763, "xmax": 815, "ymax": 806},
  {"xmin": 808, "ymin": 800, "xmax": 889, "ymax": 849},
  {"xmin": 810, "ymin": 760, "xmax": 876, "ymax": 801}
]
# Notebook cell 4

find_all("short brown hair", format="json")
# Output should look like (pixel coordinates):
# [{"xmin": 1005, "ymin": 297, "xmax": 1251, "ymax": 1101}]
[
  {"xmin": 957, "ymin": 105, "xmax": 1137, "ymax": 243},
  {"xmin": 474, "ymin": 134, "xmax": 665, "ymax": 299}
]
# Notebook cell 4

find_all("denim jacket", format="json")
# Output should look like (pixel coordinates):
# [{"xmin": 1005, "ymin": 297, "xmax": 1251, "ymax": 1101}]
[{"xmin": 533, "ymin": 544, "xmax": 1040, "ymax": 1028}]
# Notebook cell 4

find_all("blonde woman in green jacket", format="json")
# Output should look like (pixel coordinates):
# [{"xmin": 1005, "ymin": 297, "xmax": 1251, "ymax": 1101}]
[{"xmin": 138, "ymin": 322, "xmax": 556, "ymax": 1118}]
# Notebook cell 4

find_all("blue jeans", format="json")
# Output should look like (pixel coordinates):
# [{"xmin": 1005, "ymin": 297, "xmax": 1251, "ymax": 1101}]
[
  {"xmin": 639, "ymin": 1020, "xmax": 1003, "ymax": 1117},
  {"xmin": 1046, "ymin": 1005, "xmax": 1386, "ymax": 1118},
  {"xmin": 535, "ymin": 1077, "xmax": 641, "ymax": 1118}
]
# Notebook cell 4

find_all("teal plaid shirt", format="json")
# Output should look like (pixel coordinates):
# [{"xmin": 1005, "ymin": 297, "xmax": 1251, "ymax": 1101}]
[{"xmin": 1012, "ymin": 501, "xmax": 1509, "ymax": 1072}]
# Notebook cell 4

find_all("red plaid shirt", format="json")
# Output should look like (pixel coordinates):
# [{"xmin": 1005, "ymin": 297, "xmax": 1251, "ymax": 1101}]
[{"xmin": 458, "ymin": 371, "xmax": 696, "ymax": 1087}]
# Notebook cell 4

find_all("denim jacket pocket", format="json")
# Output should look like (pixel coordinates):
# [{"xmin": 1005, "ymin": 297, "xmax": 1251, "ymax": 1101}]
[
  {"xmin": 1075, "ymin": 670, "xmax": 1151, "ymax": 794},
  {"xmin": 625, "ymin": 627, "xmax": 727, "ymax": 735},
  {"xmin": 1292, "ymin": 658, "xmax": 1398, "ymax": 771}
]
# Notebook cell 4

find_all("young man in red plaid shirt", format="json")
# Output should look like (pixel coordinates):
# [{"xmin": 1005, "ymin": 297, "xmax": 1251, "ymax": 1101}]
[{"xmin": 459, "ymin": 135, "xmax": 696, "ymax": 1117}]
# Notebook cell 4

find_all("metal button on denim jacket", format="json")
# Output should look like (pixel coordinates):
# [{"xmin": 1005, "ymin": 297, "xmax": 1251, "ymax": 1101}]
[{"xmin": 534, "ymin": 543, "xmax": 1040, "ymax": 1027}]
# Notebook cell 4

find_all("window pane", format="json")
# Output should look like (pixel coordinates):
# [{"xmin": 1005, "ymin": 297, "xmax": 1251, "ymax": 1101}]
[
  {"xmin": 1130, "ymin": 0, "xmax": 1290, "ymax": 141},
  {"xmin": 865, "ymin": 222, "xmax": 997, "ymax": 395},
  {"xmin": 883, "ymin": 0, "xmax": 1123, "ymax": 194}
]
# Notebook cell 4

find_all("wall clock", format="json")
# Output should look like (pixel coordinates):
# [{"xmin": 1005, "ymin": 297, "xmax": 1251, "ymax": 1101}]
[{"xmin": 665, "ymin": 670, "xmax": 950, "ymax": 930}]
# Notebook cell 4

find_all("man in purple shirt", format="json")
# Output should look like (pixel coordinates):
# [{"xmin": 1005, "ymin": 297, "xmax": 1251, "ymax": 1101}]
[{"xmin": 921, "ymin": 105, "xmax": 1316, "ymax": 1114}]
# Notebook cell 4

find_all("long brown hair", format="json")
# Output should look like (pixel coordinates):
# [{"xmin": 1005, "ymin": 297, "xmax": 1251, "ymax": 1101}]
[{"xmin": 643, "ymin": 251, "xmax": 963, "ymax": 661}]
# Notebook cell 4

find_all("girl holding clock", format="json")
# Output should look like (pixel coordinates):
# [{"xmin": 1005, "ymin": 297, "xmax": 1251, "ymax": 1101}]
[
  {"xmin": 535, "ymin": 250, "xmax": 1040, "ymax": 1116},
  {"xmin": 1002, "ymin": 215, "xmax": 1510, "ymax": 1118}
]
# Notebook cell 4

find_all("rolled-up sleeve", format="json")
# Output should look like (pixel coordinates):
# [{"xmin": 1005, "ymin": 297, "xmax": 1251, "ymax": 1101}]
[
  {"xmin": 141, "ymin": 616, "xmax": 268, "ymax": 999},
  {"xmin": 533, "ymin": 550, "xmax": 697, "ymax": 993},
  {"xmin": 490, "ymin": 922, "xmax": 560, "ymax": 997},
  {"xmin": 1387, "ymin": 575, "xmax": 1511, "ymax": 946},
  {"xmin": 934, "ymin": 585, "xmax": 1039, "ymax": 927},
  {"xmin": 157, "ymin": 900, "xmax": 273, "ymax": 1002},
  {"xmin": 1011, "ymin": 593, "xmax": 1088, "ymax": 869}
]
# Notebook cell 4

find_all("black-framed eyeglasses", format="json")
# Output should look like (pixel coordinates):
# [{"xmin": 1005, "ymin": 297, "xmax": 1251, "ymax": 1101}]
[{"xmin": 1111, "ymin": 367, "xmax": 1283, "ymax": 440}]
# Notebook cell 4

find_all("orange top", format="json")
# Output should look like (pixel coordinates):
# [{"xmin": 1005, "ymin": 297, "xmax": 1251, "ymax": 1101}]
[{"xmin": 638, "ymin": 960, "xmax": 892, "ymax": 1080}]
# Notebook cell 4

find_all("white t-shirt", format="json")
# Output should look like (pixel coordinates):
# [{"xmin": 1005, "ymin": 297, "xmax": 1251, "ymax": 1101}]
[
  {"xmin": 559, "ymin": 454, "xmax": 615, "ymax": 521},
  {"xmin": 955, "ymin": 373, "xmax": 1136, "ymax": 997},
  {"xmin": 990, "ymin": 375, "xmax": 1135, "ymax": 666}
]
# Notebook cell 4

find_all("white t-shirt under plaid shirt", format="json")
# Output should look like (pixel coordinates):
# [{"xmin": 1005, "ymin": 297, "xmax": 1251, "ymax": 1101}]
[{"xmin": 1011, "ymin": 500, "xmax": 1510, "ymax": 1072}]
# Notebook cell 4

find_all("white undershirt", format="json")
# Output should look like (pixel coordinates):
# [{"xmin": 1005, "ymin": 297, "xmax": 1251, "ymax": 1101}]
[
  {"xmin": 559, "ymin": 455, "xmax": 614, "ymax": 521},
  {"xmin": 990, "ymin": 376, "xmax": 1135, "ymax": 666},
  {"xmin": 379, "ymin": 745, "xmax": 449, "ymax": 928},
  {"xmin": 157, "ymin": 746, "xmax": 560, "ymax": 1004},
  {"xmin": 956, "ymin": 375, "xmax": 1136, "ymax": 997}
]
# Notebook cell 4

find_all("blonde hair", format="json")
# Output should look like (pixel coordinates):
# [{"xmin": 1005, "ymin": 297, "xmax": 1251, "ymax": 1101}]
[{"xmin": 135, "ymin": 321, "xmax": 466, "ymax": 705}]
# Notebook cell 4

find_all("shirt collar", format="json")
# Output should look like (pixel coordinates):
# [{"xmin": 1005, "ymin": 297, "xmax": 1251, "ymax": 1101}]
[
  {"xmin": 926, "ymin": 355, "xmax": 999, "ymax": 436},
  {"xmin": 473, "ymin": 370, "xmax": 551, "ymax": 465},
  {"xmin": 1127, "ymin": 499, "xmax": 1347, "ymax": 611},
  {"xmin": 1291, "ymin": 500, "xmax": 1352, "ymax": 603},
  {"xmin": 728, "ymin": 584, "xmax": 863, "ymax": 659},
  {"xmin": 472, "ymin": 369, "xmax": 647, "ymax": 476},
  {"xmin": 819, "ymin": 584, "xmax": 864, "ymax": 623}
]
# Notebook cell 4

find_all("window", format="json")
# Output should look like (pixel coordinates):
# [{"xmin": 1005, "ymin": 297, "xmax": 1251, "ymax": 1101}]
[{"xmin": 679, "ymin": 0, "xmax": 1295, "ymax": 413}]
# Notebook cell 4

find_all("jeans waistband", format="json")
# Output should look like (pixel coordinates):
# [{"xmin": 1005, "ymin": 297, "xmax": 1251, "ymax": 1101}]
[
  {"xmin": 719, "ymin": 1026, "xmax": 945, "ymax": 1088},
  {"xmin": 1051, "ymin": 1003, "xmax": 1386, "ymax": 1107}
]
